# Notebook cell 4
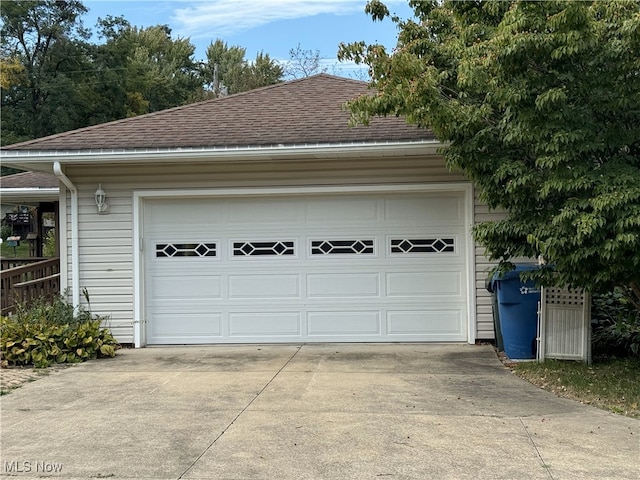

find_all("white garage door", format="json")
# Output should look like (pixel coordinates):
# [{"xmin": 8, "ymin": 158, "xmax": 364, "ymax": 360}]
[{"xmin": 143, "ymin": 192, "xmax": 469, "ymax": 344}]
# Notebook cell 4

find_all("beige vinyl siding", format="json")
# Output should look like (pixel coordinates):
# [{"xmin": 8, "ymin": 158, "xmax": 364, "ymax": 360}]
[
  {"xmin": 61, "ymin": 155, "xmax": 471, "ymax": 344},
  {"xmin": 62, "ymin": 183, "xmax": 134, "ymax": 342},
  {"xmin": 473, "ymin": 191, "xmax": 507, "ymax": 340},
  {"xmin": 68, "ymin": 156, "xmax": 465, "ymax": 187}
]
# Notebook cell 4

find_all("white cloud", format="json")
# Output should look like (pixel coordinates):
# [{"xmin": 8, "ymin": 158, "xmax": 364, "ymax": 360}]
[{"xmin": 171, "ymin": 0, "xmax": 367, "ymax": 37}]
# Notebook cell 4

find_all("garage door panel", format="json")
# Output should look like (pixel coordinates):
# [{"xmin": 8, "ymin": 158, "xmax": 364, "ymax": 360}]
[
  {"xmin": 305, "ymin": 197, "xmax": 380, "ymax": 223},
  {"xmin": 149, "ymin": 312, "xmax": 223, "ymax": 340},
  {"xmin": 228, "ymin": 274, "xmax": 301, "ymax": 299},
  {"xmin": 384, "ymin": 195, "xmax": 464, "ymax": 224},
  {"xmin": 387, "ymin": 310, "xmax": 464, "ymax": 336},
  {"xmin": 307, "ymin": 273, "xmax": 380, "ymax": 297},
  {"xmin": 386, "ymin": 272, "xmax": 463, "ymax": 298},
  {"xmin": 148, "ymin": 199, "xmax": 223, "ymax": 227},
  {"xmin": 150, "ymin": 274, "xmax": 222, "ymax": 299},
  {"xmin": 229, "ymin": 312, "xmax": 301, "ymax": 336},
  {"xmin": 307, "ymin": 311, "xmax": 381, "ymax": 336},
  {"xmin": 226, "ymin": 199, "xmax": 301, "ymax": 224}
]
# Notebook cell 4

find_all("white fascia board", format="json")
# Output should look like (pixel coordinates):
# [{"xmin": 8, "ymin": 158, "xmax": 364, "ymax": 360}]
[
  {"xmin": 0, "ymin": 140, "xmax": 445, "ymax": 168},
  {"xmin": 0, "ymin": 188, "xmax": 60, "ymax": 203}
]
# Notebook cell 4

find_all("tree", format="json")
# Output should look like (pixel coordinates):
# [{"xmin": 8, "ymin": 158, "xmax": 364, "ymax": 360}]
[
  {"xmin": 201, "ymin": 39, "xmax": 245, "ymax": 96},
  {"xmin": 0, "ymin": 0, "xmax": 91, "ymax": 142},
  {"xmin": 200, "ymin": 40, "xmax": 283, "ymax": 96},
  {"xmin": 93, "ymin": 17, "xmax": 201, "ymax": 118},
  {"xmin": 339, "ymin": 1, "xmax": 640, "ymax": 306},
  {"xmin": 234, "ymin": 52, "xmax": 284, "ymax": 92},
  {"xmin": 285, "ymin": 43, "xmax": 328, "ymax": 79}
]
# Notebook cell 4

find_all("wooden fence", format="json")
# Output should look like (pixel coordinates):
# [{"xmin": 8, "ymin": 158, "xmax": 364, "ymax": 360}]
[
  {"xmin": 1, "ymin": 258, "xmax": 60, "ymax": 315},
  {"xmin": 1, "ymin": 257, "xmax": 53, "ymax": 271}
]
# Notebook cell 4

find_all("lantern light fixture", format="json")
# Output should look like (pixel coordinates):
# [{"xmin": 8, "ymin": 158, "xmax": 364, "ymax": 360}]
[{"xmin": 95, "ymin": 184, "xmax": 109, "ymax": 214}]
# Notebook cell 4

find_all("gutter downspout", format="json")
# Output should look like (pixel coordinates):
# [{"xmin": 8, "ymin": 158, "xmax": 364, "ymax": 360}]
[{"xmin": 53, "ymin": 162, "xmax": 80, "ymax": 309}]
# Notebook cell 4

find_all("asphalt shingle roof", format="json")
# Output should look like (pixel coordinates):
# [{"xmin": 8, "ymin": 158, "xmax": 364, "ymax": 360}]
[
  {"xmin": 0, "ymin": 171, "xmax": 59, "ymax": 188},
  {"xmin": 2, "ymin": 74, "xmax": 433, "ymax": 152}
]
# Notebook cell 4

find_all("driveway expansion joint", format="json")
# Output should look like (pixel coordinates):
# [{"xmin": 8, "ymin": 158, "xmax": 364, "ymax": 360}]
[
  {"xmin": 176, "ymin": 344, "xmax": 304, "ymax": 479},
  {"xmin": 519, "ymin": 417, "xmax": 555, "ymax": 480}
]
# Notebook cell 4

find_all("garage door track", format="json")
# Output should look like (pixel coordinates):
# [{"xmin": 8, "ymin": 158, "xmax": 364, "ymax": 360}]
[{"xmin": 1, "ymin": 344, "xmax": 638, "ymax": 479}]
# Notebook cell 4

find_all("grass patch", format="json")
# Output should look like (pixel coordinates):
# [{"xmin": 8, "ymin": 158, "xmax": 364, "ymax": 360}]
[
  {"xmin": 0, "ymin": 241, "xmax": 30, "ymax": 258},
  {"xmin": 513, "ymin": 358, "xmax": 640, "ymax": 419}
]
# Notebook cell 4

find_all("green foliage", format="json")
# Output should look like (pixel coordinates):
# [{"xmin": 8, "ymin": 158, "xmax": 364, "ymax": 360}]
[
  {"xmin": 93, "ymin": 19, "xmax": 201, "ymax": 117},
  {"xmin": 1, "ymin": 0, "xmax": 91, "ymax": 141},
  {"xmin": 1, "ymin": 295, "xmax": 119, "ymax": 368},
  {"xmin": 0, "ymin": 166, "xmax": 23, "ymax": 176},
  {"xmin": 201, "ymin": 39, "xmax": 283, "ymax": 96},
  {"xmin": 238, "ymin": 52, "xmax": 285, "ymax": 92},
  {"xmin": 592, "ymin": 288, "xmax": 640, "ymax": 357},
  {"xmin": 12, "ymin": 294, "xmax": 83, "ymax": 325},
  {"xmin": 339, "ymin": 1, "xmax": 640, "ymax": 304},
  {"xmin": 42, "ymin": 229, "xmax": 56, "ymax": 257},
  {"xmin": 1, "ymin": 225, "xmax": 12, "ymax": 241}
]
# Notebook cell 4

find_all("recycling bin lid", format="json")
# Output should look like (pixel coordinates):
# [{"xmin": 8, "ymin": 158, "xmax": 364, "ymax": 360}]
[{"xmin": 489, "ymin": 263, "xmax": 539, "ymax": 291}]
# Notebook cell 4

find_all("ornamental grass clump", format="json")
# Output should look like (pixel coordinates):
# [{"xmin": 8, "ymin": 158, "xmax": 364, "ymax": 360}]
[{"xmin": 1, "ymin": 293, "xmax": 119, "ymax": 368}]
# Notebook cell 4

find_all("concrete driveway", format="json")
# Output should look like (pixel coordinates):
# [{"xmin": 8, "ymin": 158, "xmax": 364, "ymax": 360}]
[{"xmin": 0, "ymin": 344, "xmax": 637, "ymax": 480}]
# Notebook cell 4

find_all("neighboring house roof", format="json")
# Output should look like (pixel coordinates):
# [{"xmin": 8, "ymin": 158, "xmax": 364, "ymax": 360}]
[
  {"xmin": 1, "ymin": 74, "xmax": 434, "ymax": 153},
  {"xmin": 0, "ymin": 172, "xmax": 59, "ymax": 204},
  {"xmin": 1, "ymin": 171, "xmax": 59, "ymax": 188}
]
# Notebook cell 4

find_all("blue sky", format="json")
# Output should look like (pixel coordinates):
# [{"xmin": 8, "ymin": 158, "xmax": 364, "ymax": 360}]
[{"xmin": 83, "ymin": 0, "xmax": 414, "ymax": 77}]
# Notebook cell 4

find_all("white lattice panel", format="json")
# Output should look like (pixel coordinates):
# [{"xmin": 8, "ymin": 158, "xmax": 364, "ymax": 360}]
[
  {"xmin": 538, "ymin": 287, "xmax": 591, "ymax": 363},
  {"xmin": 544, "ymin": 288, "xmax": 586, "ymax": 306}
]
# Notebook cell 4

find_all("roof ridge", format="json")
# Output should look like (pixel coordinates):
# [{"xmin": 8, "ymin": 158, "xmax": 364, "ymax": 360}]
[
  {"xmin": 2, "ymin": 74, "xmax": 369, "ymax": 149},
  {"xmin": 312, "ymin": 72, "xmax": 369, "ymax": 85}
]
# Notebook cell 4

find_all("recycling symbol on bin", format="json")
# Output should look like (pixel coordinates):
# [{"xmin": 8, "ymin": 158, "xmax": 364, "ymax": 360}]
[{"xmin": 520, "ymin": 286, "xmax": 540, "ymax": 295}]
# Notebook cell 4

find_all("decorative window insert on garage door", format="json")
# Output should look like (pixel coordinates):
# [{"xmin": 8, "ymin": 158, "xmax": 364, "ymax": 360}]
[{"xmin": 136, "ymin": 187, "xmax": 474, "ymax": 345}]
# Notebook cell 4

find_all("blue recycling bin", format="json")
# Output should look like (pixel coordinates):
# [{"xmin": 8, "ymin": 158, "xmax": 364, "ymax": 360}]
[{"xmin": 490, "ymin": 265, "xmax": 540, "ymax": 359}]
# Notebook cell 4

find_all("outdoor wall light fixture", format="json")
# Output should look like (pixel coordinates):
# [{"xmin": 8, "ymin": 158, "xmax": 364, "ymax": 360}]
[{"xmin": 95, "ymin": 184, "xmax": 109, "ymax": 214}]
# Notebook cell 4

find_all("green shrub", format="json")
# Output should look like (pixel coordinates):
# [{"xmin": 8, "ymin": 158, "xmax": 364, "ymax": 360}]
[
  {"xmin": 12, "ymin": 294, "xmax": 84, "ymax": 325},
  {"xmin": 1, "ymin": 295, "xmax": 120, "ymax": 368},
  {"xmin": 1, "ymin": 225, "xmax": 12, "ymax": 241},
  {"xmin": 43, "ymin": 229, "xmax": 56, "ymax": 257},
  {"xmin": 592, "ymin": 287, "xmax": 640, "ymax": 358}
]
